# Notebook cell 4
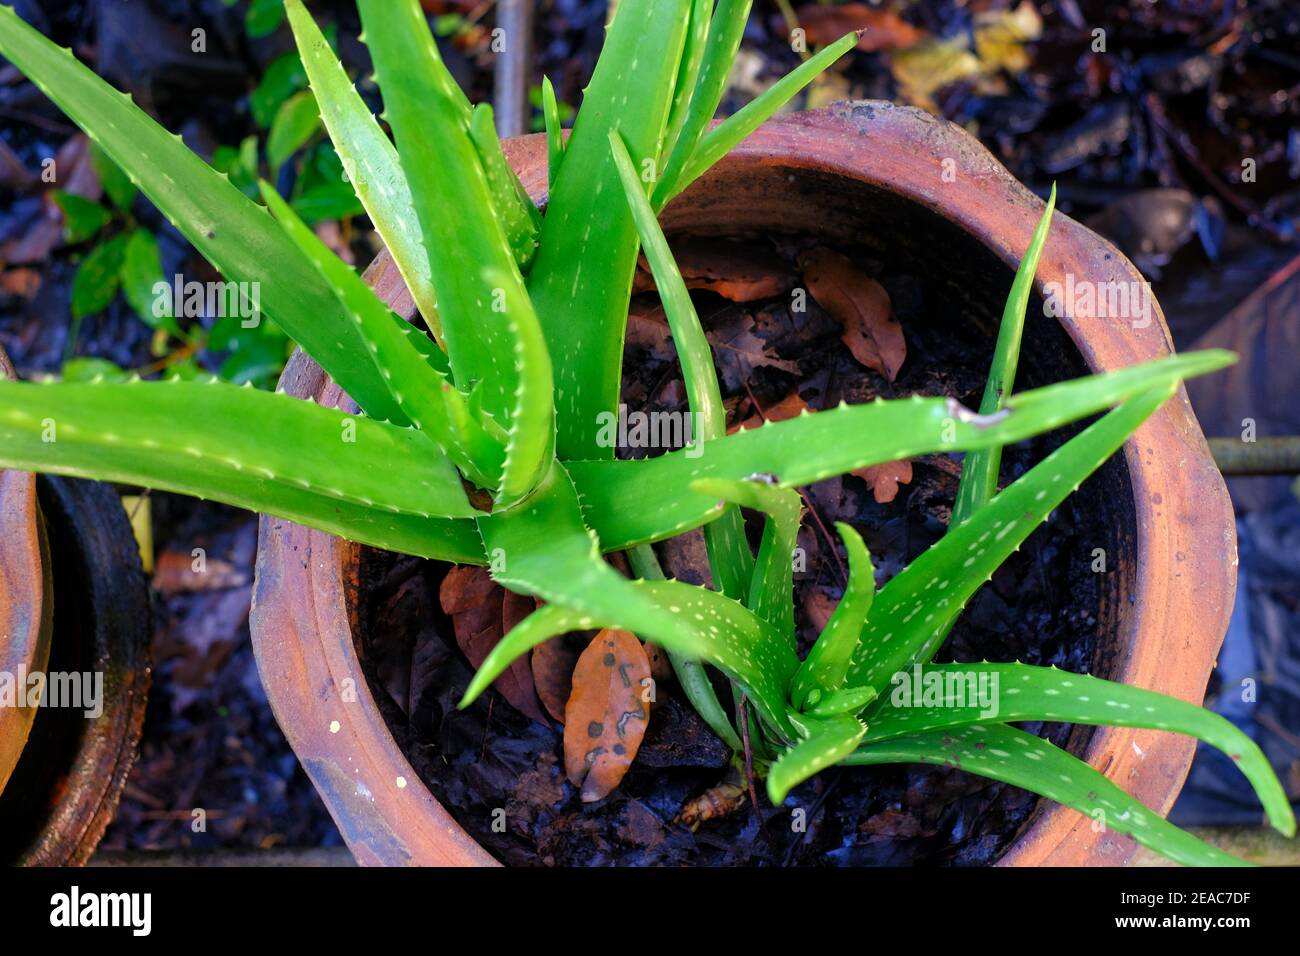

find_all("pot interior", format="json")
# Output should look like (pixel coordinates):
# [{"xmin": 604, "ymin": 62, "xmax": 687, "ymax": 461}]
[{"xmin": 348, "ymin": 157, "xmax": 1141, "ymax": 865}]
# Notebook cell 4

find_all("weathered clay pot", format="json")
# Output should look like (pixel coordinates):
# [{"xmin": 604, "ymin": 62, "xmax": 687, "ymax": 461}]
[
  {"xmin": 0, "ymin": 345, "xmax": 49, "ymax": 797},
  {"xmin": 0, "ymin": 348, "xmax": 152, "ymax": 865},
  {"xmin": 250, "ymin": 103, "xmax": 1234, "ymax": 867}
]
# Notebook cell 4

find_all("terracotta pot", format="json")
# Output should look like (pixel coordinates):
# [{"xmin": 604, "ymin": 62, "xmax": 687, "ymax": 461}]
[
  {"xmin": 0, "ymin": 349, "xmax": 152, "ymax": 865},
  {"xmin": 0, "ymin": 345, "xmax": 49, "ymax": 796},
  {"xmin": 250, "ymin": 102, "xmax": 1234, "ymax": 867}
]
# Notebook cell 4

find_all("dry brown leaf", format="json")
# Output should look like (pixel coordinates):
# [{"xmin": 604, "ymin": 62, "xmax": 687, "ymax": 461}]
[
  {"xmin": 0, "ymin": 268, "xmax": 42, "ymax": 300},
  {"xmin": 796, "ymin": 3, "xmax": 928, "ymax": 52},
  {"xmin": 973, "ymin": 1, "xmax": 1043, "ymax": 75},
  {"xmin": 153, "ymin": 548, "xmax": 246, "ymax": 594},
  {"xmin": 531, "ymin": 633, "xmax": 585, "ymax": 724},
  {"xmin": 731, "ymin": 391, "xmax": 810, "ymax": 433},
  {"xmin": 439, "ymin": 565, "xmax": 548, "ymax": 725},
  {"xmin": 708, "ymin": 310, "xmax": 802, "ymax": 392},
  {"xmin": 802, "ymin": 586, "xmax": 839, "ymax": 634},
  {"xmin": 563, "ymin": 628, "xmax": 651, "ymax": 802},
  {"xmin": 633, "ymin": 239, "xmax": 796, "ymax": 303},
  {"xmin": 889, "ymin": 37, "xmax": 983, "ymax": 110},
  {"xmin": 854, "ymin": 458, "xmax": 914, "ymax": 503},
  {"xmin": 625, "ymin": 301, "xmax": 673, "ymax": 354},
  {"xmin": 642, "ymin": 642, "xmax": 673, "ymax": 686},
  {"xmin": 799, "ymin": 246, "xmax": 905, "ymax": 381}
]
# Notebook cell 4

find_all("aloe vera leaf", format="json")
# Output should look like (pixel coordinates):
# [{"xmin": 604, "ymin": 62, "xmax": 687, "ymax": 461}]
[
  {"xmin": 610, "ymin": 129, "xmax": 752, "ymax": 599},
  {"xmin": 767, "ymin": 713, "xmax": 866, "ymax": 805},
  {"xmin": 804, "ymin": 685, "xmax": 878, "ymax": 718},
  {"xmin": 283, "ymin": 0, "xmax": 443, "ymax": 342},
  {"xmin": 950, "ymin": 184, "xmax": 1056, "ymax": 528},
  {"xmin": 0, "ymin": 5, "xmax": 406, "ymax": 425},
  {"xmin": 357, "ymin": 0, "xmax": 528, "ymax": 427},
  {"xmin": 469, "ymin": 104, "xmax": 542, "ymax": 270},
  {"xmin": 790, "ymin": 522, "xmax": 874, "ymax": 708},
  {"xmin": 482, "ymin": 266, "xmax": 555, "ymax": 507},
  {"xmin": 862, "ymin": 662, "xmax": 1296, "ymax": 837},
  {"xmin": 627, "ymin": 542, "xmax": 742, "ymax": 751},
  {"xmin": 258, "ymin": 182, "xmax": 505, "ymax": 487},
  {"xmin": 692, "ymin": 477, "xmax": 801, "ymax": 638},
  {"xmin": 652, "ymin": 0, "xmax": 752, "ymax": 210},
  {"xmin": 661, "ymin": 0, "xmax": 714, "ymax": 165},
  {"xmin": 844, "ymin": 724, "xmax": 1247, "ymax": 867},
  {"xmin": 527, "ymin": 0, "xmax": 690, "ymax": 459},
  {"xmin": 657, "ymin": 31, "xmax": 859, "ymax": 209},
  {"xmin": 471, "ymin": 461, "xmax": 796, "ymax": 735},
  {"xmin": 272, "ymin": 500, "xmax": 482, "ymax": 562},
  {"xmin": 541, "ymin": 76, "xmax": 562, "ymax": 188},
  {"xmin": 0, "ymin": 378, "xmax": 476, "ymax": 517},
  {"xmin": 847, "ymin": 384, "xmax": 1176, "ymax": 695},
  {"xmin": 463, "ymin": 577, "xmax": 797, "ymax": 739},
  {"xmin": 568, "ymin": 350, "xmax": 1234, "ymax": 551},
  {"xmin": 398, "ymin": 320, "xmax": 452, "ymax": 377}
]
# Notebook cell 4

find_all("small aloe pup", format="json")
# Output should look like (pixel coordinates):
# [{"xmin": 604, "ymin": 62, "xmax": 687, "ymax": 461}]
[{"xmin": 0, "ymin": 2, "xmax": 1283, "ymax": 865}]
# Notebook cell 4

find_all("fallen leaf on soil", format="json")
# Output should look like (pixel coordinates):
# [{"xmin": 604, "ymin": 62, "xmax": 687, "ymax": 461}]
[
  {"xmin": 626, "ymin": 300, "xmax": 675, "ymax": 361},
  {"xmin": 860, "ymin": 806, "xmax": 930, "ymax": 839},
  {"xmin": 0, "ymin": 206, "xmax": 61, "ymax": 265},
  {"xmin": 656, "ymin": 528, "xmax": 713, "ymax": 587},
  {"xmin": 854, "ymin": 458, "xmax": 914, "ymax": 503},
  {"xmin": 0, "ymin": 136, "xmax": 100, "ymax": 265},
  {"xmin": 642, "ymin": 642, "xmax": 673, "ymax": 687},
  {"xmin": 0, "ymin": 268, "xmax": 42, "ymax": 300},
  {"xmin": 795, "ymin": 3, "xmax": 928, "ymax": 52},
  {"xmin": 731, "ymin": 390, "xmax": 810, "ymax": 433},
  {"xmin": 440, "ymin": 565, "xmax": 548, "ymax": 725},
  {"xmin": 973, "ymin": 1, "xmax": 1043, "ymax": 75},
  {"xmin": 153, "ymin": 548, "xmax": 246, "ymax": 594},
  {"xmin": 802, "ymin": 586, "xmax": 840, "ymax": 634},
  {"xmin": 531, "ymin": 632, "xmax": 586, "ymax": 723},
  {"xmin": 0, "ymin": 136, "xmax": 36, "ymax": 192},
  {"xmin": 636, "ymin": 239, "xmax": 797, "ymax": 302},
  {"xmin": 616, "ymin": 800, "xmax": 666, "ymax": 848},
  {"xmin": 707, "ymin": 310, "xmax": 802, "ymax": 392},
  {"xmin": 799, "ymin": 247, "xmax": 905, "ymax": 381},
  {"xmin": 889, "ymin": 37, "xmax": 983, "ymax": 111},
  {"xmin": 563, "ymin": 628, "xmax": 651, "ymax": 802}
]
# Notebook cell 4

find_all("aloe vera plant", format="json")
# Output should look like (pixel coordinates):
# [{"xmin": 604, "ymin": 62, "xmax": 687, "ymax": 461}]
[{"xmin": 0, "ymin": 1, "xmax": 1287, "ymax": 867}]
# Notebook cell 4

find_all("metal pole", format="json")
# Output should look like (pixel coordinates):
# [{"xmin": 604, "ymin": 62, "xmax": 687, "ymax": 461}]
[
  {"xmin": 1208, "ymin": 437, "xmax": 1300, "ymax": 476},
  {"xmin": 493, "ymin": 0, "xmax": 533, "ymax": 139}
]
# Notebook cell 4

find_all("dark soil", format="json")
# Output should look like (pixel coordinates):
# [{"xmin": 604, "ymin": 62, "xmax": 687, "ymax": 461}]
[
  {"xmin": 99, "ymin": 496, "xmax": 343, "ymax": 852},
  {"xmin": 356, "ymin": 231, "xmax": 1124, "ymax": 867}
]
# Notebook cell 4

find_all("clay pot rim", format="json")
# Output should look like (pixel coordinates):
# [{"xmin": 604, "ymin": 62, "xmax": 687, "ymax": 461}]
[
  {"xmin": 11, "ymin": 475, "xmax": 152, "ymax": 865},
  {"xmin": 0, "ymin": 344, "xmax": 47, "ymax": 796},
  {"xmin": 0, "ymin": 345, "xmax": 152, "ymax": 865},
  {"xmin": 250, "ymin": 103, "xmax": 1235, "ymax": 867}
]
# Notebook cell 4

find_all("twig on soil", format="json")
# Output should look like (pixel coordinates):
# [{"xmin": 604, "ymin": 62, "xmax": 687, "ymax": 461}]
[{"xmin": 0, "ymin": 104, "xmax": 75, "ymax": 135}]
